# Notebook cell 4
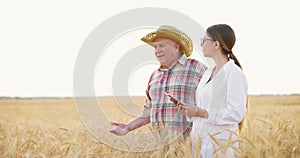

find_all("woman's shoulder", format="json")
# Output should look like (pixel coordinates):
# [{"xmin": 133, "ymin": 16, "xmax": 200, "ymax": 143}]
[
  {"xmin": 226, "ymin": 60, "xmax": 242, "ymax": 72},
  {"xmin": 225, "ymin": 61, "xmax": 246, "ymax": 79}
]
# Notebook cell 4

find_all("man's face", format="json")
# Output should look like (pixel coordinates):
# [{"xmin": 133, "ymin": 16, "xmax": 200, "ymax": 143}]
[{"xmin": 153, "ymin": 38, "xmax": 180, "ymax": 68}]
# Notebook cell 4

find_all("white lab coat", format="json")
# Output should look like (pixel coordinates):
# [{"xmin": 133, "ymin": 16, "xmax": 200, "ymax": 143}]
[{"xmin": 190, "ymin": 60, "xmax": 248, "ymax": 158}]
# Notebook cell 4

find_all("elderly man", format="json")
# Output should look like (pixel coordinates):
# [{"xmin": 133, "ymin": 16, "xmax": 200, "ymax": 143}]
[{"xmin": 110, "ymin": 25, "xmax": 206, "ymax": 136}]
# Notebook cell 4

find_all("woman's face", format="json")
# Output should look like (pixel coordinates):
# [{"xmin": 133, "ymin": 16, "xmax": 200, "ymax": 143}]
[{"xmin": 200, "ymin": 34, "xmax": 215, "ymax": 57}]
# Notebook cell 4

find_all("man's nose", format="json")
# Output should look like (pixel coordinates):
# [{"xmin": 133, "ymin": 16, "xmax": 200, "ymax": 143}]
[{"xmin": 154, "ymin": 47, "xmax": 161, "ymax": 54}]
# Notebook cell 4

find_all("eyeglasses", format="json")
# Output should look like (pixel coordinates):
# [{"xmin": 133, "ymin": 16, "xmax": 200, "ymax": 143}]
[{"xmin": 200, "ymin": 37, "xmax": 214, "ymax": 45}]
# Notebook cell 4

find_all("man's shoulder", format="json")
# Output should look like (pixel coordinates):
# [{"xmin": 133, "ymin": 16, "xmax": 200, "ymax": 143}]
[
  {"xmin": 185, "ymin": 58, "xmax": 206, "ymax": 67},
  {"xmin": 186, "ymin": 58, "xmax": 200, "ymax": 63},
  {"xmin": 183, "ymin": 58, "xmax": 207, "ymax": 76}
]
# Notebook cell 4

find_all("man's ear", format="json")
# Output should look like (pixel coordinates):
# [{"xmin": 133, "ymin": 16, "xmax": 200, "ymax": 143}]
[{"xmin": 175, "ymin": 43, "xmax": 180, "ymax": 52}]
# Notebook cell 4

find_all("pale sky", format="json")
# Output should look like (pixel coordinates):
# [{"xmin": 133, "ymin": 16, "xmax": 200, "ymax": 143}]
[{"xmin": 1, "ymin": 0, "xmax": 299, "ymax": 97}]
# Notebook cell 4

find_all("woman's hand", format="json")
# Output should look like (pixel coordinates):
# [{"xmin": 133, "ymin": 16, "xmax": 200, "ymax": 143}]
[
  {"xmin": 176, "ymin": 102, "xmax": 197, "ymax": 117},
  {"xmin": 177, "ymin": 102, "xmax": 208, "ymax": 118}
]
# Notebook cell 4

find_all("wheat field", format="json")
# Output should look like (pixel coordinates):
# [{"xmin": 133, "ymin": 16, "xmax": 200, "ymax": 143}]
[{"xmin": 0, "ymin": 95, "xmax": 299, "ymax": 157}]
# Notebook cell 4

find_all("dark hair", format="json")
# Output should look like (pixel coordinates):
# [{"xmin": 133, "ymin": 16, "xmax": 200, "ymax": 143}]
[
  {"xmin": 207, "ymin": 24, "xmax": 242, "ymax": 69},
  {"xmin": 207, "ymin": 24, "xmax": 247, "ymax": 134}
]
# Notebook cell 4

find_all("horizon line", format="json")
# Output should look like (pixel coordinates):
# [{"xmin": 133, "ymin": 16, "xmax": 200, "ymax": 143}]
[{"xmin": 1, "ymin": 93, "xmax": 300, "ymax": 99}]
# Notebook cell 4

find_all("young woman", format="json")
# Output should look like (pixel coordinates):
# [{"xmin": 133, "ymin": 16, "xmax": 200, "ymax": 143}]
[{"xmin": 178, "ymin": 24, "xmax": 248, "ymax": 157}]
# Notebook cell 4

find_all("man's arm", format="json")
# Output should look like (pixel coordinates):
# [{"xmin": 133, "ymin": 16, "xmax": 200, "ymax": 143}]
[
  {"xmin": 127, "ymin": 113, "xmax": 150, "ymax": 131},
  {"xmin": 110, "ymin": 113, "xmax": 150, "ymax": 136}
]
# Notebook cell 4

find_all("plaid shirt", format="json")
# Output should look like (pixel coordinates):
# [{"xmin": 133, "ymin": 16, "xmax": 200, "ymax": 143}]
[{"xmin": 143, "ymin": 55, "xmax": 206, "ymax": 132}]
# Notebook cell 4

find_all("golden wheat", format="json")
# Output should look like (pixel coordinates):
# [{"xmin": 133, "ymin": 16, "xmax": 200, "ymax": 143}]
[{"xmin": 0, "ymin": 96, "xmax": 299, "ymax": 157}]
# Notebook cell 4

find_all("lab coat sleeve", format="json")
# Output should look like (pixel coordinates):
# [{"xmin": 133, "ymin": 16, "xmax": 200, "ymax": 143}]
[{"xmin": 217, "ymin": 70, "xmax": 248, "ymax": 124}]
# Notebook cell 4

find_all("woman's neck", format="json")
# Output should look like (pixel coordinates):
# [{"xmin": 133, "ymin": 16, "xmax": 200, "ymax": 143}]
[{"xmin": 212, "ymin": 53, "xmax": 229, "ymax": 76}]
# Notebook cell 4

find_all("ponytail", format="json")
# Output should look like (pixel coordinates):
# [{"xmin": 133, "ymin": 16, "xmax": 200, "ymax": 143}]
[
  {"xmin": 221, "ymin": 48, "xmax": 242, "ymax": 69},
  {"xmin": 229, "ymin": 52, "xmax": 242, "ymax": 69}
]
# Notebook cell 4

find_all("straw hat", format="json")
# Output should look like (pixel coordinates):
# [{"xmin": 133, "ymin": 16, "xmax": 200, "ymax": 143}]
[{"xmin": 141, "ymin": 25, "xmax": 193, "ymax": 57}]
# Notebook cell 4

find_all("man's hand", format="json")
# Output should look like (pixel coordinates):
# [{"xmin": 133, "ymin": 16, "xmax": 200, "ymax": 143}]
[
  {"xmin": 110, "ymin": 122, "xmax": 130, "ymax": 136},
  {"xmin": 110, "ymin": 114, "xmax": 150, "ymax": 136}
]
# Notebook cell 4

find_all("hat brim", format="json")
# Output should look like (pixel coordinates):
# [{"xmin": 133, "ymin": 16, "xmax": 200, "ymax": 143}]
[{"xmin": 141, "ymin": 26, "xmax": 193, "ymax": 57}]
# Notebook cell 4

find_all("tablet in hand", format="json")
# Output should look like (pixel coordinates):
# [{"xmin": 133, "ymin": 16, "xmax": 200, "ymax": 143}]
[{"xmin": 163, "ymin": 92, "xmax": 179, "ymax": 106}]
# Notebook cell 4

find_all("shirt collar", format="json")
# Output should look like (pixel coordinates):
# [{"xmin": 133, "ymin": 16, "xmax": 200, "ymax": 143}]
[
  {"xmin": 159, "ymin": 54, "xmax": 186, "ymax": 71},
  {"xmin": 208, "ymin": 59, "xmax": 234, "ymax": 71},
  {"xmin": 177, "ymin": 54, "xmax": 186, "ymax": 65}
]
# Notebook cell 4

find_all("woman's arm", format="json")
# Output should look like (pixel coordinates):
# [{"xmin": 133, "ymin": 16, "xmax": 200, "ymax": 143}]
[{"xmin": 217, "ymin": 70, "xmax": 248, "ymax": 124}]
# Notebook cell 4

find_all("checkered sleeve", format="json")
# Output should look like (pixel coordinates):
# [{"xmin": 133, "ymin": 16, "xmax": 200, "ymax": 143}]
[{"xmin": 142, "ymin": 72, "xmax": 154, "ymax": 116}]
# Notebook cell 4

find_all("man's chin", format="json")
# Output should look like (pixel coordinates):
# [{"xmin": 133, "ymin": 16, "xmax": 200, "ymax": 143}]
[
  {"xmin": 159, "ymin": 62, "xmax": 167, "ymax": 66},
  {"xmin": 157, "ymin": 59, "xmax": 163, "ymax": 63}
]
